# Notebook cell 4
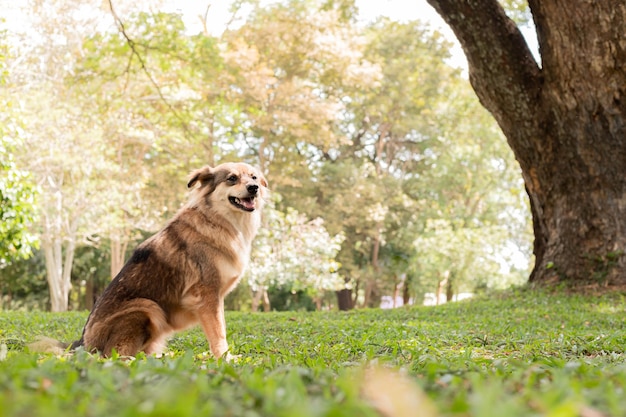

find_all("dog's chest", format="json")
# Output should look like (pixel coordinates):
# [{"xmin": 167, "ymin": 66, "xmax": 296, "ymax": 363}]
[{"xmin": 217, "ymin": 233, "xmax": 252, "ymax": 284}]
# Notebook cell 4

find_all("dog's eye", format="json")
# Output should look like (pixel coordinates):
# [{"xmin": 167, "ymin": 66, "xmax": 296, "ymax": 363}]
[
  {"xmin": 251, "ymin": 175, "xmax": 257, "ymax": 180},
  {"xmin": 227, "ymin": 175, "xmax": 238, "ymax": 182}
]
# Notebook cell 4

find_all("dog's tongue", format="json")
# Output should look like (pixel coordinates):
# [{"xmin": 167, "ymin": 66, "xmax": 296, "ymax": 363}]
[{"xmin": 241, "ymin": 198, "xmax": 255, "ymax": 210}]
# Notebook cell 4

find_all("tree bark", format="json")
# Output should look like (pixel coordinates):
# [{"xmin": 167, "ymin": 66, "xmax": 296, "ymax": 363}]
[
  {"xmin": 426, "ymin": 0, "xmax": 626, "ymax": 285},
  {"xmin": 42, "ymin": 236, "xmax": 74, "ymax": 312},
  {"xmin": 251, "ymin": 289, "xmax": 263, "ymax": 312},
  {"xmin": 110, "ymin": 235, "xmax": 128, "ymax": 279},
  {"xmin": 402, "ymin": 278, "xmax": 411, "ymax": 305},
  {"xmin": 436, "ymin": 270, "xmax": 449, "ymax": 305},
  {"xmin": 336, "ymin": 288, "xmax": 353, "ymax": 310},
  {"xmin": 85, "ymin": 277, "xmax": 94, "ymax": 311},
  {"xmin": 251, "ymin": 288, "xmax": 271, "ymax": 312},
  {"xmin": 392, "ymin": 276, "xmax": 400, "ymax": 308},
  {"xmin": 446, "ymin": 276, "xmax": 454, "ymax": 302},
  {"xmin": 363, "ymin": 279, "xmax": 375, "ymax": 308},
  {"xmin": 262, "ymin": 289, "xmax": 271, "ymax": 312}
]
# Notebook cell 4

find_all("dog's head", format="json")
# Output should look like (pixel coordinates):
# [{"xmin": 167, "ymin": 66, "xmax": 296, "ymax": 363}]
[{"xmin": 187, "ymin": 162, "xmax": 268, "ymax": 214}]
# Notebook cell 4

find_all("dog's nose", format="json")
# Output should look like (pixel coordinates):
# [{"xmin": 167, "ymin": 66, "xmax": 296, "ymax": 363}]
[{"xmin": 247, "ymin": 184, "xmax": 259, "ymax": 195}]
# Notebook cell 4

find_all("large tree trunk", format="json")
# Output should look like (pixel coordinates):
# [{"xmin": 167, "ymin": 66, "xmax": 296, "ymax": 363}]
[{"xmin": 426, "ymin": 0, "xmax": 626, "ymax": 285}]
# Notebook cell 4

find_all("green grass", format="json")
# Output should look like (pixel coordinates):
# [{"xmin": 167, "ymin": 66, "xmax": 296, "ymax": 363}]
[{"xmin": 2, "ymin": 289, "xmax": 626, "ymax": 416}]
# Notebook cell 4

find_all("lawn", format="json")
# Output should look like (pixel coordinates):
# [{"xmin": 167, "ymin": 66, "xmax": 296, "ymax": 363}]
[{"xmin": 1, "ymin": 288, "xmax": 626, "ymax": 417}]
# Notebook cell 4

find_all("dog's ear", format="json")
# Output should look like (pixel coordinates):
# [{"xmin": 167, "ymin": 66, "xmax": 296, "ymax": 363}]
[
  {"xmin": 259, "ymin": 174, "xmax": 268, "ymax": 189},
  {"xmin": 187, "ymin": 166, "xmax": 214, "ymax": 188}
]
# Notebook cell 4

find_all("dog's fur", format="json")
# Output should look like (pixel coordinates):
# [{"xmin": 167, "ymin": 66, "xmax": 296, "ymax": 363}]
[{"xmin": 71, "ymin": 162, "xmax": 267, "ymax": 359}]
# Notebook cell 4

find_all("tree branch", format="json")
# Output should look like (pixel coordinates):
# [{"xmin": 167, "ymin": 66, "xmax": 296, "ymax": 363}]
[
  {"xmin": 425, "ymin": 0, "xmax": 542, "ymax": 133},
  {"xmin": 200, "ymin": 3, "xmax": 212, "ymax": 36},
  {"xmin": 107, "ymin": 0, "xmax": 193, "ymax": 139}
]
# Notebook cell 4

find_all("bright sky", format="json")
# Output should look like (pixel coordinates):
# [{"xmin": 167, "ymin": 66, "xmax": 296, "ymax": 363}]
[
  {"xmin": 164, "ymin": 0, "xmax": 451, "ymax": 32},
  {"xmin": 162, "ymin": 0, "xmax": 467, "ymax": 69},
  {"xmin": 1, "ymin": 0, "xmax": 538, "ymax": 72},
  {"xmin": 0, "ymin": 0, "xmax": 466, "ymax": 68}
]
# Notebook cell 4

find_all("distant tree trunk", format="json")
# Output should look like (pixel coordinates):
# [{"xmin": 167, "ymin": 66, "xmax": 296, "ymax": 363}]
[
  {"xmin": 109, "ymin": 235, "xmax": 128, "ymax": 279},
  {"xmin": 392, "ymin": 275, "xmax": 401, "ymax": 308},
  {"xmin": 85, "ymin": 277, "xmax": 95, "ymax": 311},
  {"xmin": 42, "ymin": 235, "xmax": 75, "ymax": 312},
  {"xmin": 436, "ymin": 270, "xmax": 450, "ymax": 306},
  {"xmin": 402, "ymin": 279, "xmax": 411, "ymax": 305},
  {"xmin": 251, "ymin": 288, "xmax": 271, "ymax": 312},
  {"xmin": 426, "ymin": 0, "xmax": 626, "ymax": 285},
  {"xmin": 251, "ymin": 289, "xmax": 263, "ymax": 312},
  {"xmin": 336, "ymin": 288, "xmax": 353, "ymax": 311},
  {"xmin": 363, "ymin": 225, "xmax": 382, "ymax": 308},
  {"xmin": 262, "ymin": 289, "xmax": 271, "ymax": 312},
  {"xmin": 363, "ymin": 279, "xmax": 375, "ymax": 308},
  {"xmin": 446, "ymin": 275, "xmax": 454, "ymax": 302}
]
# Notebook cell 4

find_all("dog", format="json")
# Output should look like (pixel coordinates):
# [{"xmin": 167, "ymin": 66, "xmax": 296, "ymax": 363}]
[{"xmin": 70, "ymin": 162, "xmax": 268, "ymax": 359}]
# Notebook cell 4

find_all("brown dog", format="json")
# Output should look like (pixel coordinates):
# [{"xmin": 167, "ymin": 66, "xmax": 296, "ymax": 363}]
[{"xmin": 71, "ymin": 162, "xmax": 267, "ymax": 359}]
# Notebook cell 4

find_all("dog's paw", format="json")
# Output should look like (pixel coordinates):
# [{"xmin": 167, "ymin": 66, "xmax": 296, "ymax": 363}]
[{"xmin": 222, "ymin": 352, "xmax": 242, "ymax": 363}]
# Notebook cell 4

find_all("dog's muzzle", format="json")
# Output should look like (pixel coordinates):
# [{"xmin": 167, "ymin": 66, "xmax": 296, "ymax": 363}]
[{"xmin": 229, "ymin": 184, "xmax": 259, "ymax": 212}]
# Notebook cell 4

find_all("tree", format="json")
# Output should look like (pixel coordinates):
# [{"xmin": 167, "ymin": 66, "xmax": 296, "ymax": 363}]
[
  {"xmin": 425, "ymin": 1, "xmax": 626, "ymax": 285},
  {"xmin": 407, "ymin": 79, "xmax": 531, "ymax": 301},
  {"xmin": 74, "ymin": 11, "xmax": 212, "ymax": 279},
  {"xmin": 0, "ymin": 141, "xmax": 37, "ymax": 267},
  {"xmin": 8, "ymin": 0, "xmax": 128, "ymax": 311},
  {"xmin": 0, "ymin": 28, "xmax": 37, "ymax": 267},
  {"xmin": 0, "ymin": 28, "xmax": 39, "ymax": 311},
  {"xmin": 19, "ymin": 88, "xmax": 118, "ymax": 312},
  {"xmin": 221, "ymin": 0, "xmax": 375, "ymax": 178},
  {"xmin": 247, "ymin": 200, "xmax": 344, "ymax": 311},
  {"xmin": 11, "ymin": 4, "xmax": 205, "ymax": 311},
  {"xmin": 297, "ymin": 18, "xmax": 469, "ymax": 309},
  {"xmin": 0, "ymin": 250, "xmax": 48, "ymax": 310},
  {"xmin": 0, "ymin": 39, "xmax": 37, "ymax": 267}
]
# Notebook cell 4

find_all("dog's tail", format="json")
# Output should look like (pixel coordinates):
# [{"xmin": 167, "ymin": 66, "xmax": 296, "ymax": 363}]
[{"xmin": 27, "ymin": 337, "xmax": 73, "ymax": 355}]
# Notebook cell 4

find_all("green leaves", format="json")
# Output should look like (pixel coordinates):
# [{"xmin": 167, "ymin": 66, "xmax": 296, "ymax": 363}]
[
  {"xmin": 248, "ymin": 199, "xmax": 345, "ymax": 306},
  {"xmin": 0, "ymin": 150, "xmax": 37, "ymax": 265},
  {"xmin": 0, "ymin": 36, "xmax": 37, "ymax": 266},
  {"xmin": 4, "ymin": 0, "xmax": 532, "ymax": 309}
]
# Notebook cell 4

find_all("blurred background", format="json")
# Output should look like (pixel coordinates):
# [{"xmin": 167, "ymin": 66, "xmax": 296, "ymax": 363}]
[{"xmin": 0, "ymin": 0, "xmax": 533, "ymax": 312}]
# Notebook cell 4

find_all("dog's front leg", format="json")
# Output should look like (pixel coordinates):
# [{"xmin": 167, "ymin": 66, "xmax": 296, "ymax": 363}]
[{"xmin": 198, "ymin": 296, "xmax": 229, "ymax": 359}]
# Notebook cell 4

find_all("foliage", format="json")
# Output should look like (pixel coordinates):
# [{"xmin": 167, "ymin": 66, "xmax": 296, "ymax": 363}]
[
  {"xmin": 409, "ymin": 83, "xmax": 532, "ymax": 297},
  {"xmin": 3, "ymin": 0, "xmax": 532, "ymax": 310},
  {"xmin": 0, "ymin": 250, "xmax": 48, "ymax": 310},
  {"xmin": 221, "ymin": 0, "xmax": 377, "ymax": 175},
  {"xmin": 248, "ymin": 199, "xmax": 344, "ymax": 309},
  {"xmin": 498, "ymin": 0, "xmax": 532, "ymax": 26},
  {"xmin": 2, "ymin": 289, "xmax": 626, "ymax": 416},
  {"xmin": 0, "ymin": 32, "xmax": 37, "ymax": 267},
  {"xmin": 0, "ymin": 142, "xmax": 37, "ymax": 266}
]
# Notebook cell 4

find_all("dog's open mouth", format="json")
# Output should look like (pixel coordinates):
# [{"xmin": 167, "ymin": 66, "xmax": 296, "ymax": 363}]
[{"xmin": 229, "ymin": 196, "xmax": 256, "ymax": 212}]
